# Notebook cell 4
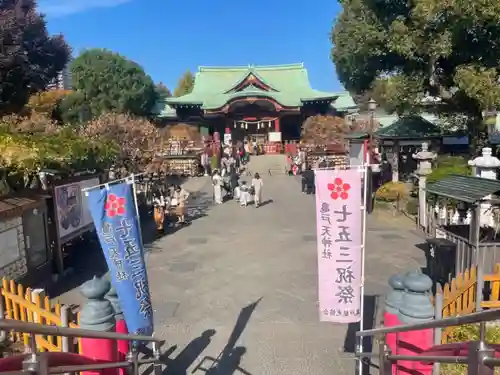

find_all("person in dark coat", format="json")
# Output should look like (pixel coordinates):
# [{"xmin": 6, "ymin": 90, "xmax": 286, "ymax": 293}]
[
  {"xmin": 229, "ymin": 169, "xmax": 239, "ymax": 198},
  {"xmin": 301, "ymin": 166, "xmax": 315, "ymax": 194}
]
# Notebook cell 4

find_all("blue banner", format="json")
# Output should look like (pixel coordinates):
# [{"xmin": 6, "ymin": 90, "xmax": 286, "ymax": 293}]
[{"xmin": 87, "ymin": 182, "xmax": 153, "ymax": 335}]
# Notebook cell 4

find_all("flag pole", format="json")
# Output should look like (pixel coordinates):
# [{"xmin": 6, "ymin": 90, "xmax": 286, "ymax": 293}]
[
  {"xmin": 81, "ymin": 172, "xmax": 148, "ymax": 194},
  {"xmin": 126, "ymin": 174, "xmax": 146, "ymax": 251},
  {"xmin": 357, "ymin": 156, "xmax": 370, "ymax": 375}
]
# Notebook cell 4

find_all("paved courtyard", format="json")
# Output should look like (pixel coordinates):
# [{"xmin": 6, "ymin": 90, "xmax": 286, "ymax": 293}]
[{"xmin": 142, "ymin": 175, "xmax": 426, "ymax": 375}]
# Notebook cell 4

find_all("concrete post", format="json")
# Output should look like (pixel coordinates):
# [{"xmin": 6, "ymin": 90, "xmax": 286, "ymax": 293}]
[
  {"xmin": 397, "ymin": 272, "xmax": 434, "ymax": 375},
  {"xmin": 79, "ymin": 276, "xmax": 118, "ymax": 375},
  {"xmin": 392, "ymin": 141, "xmax": 400, "ymax": 182},
  {"xmin": 413, "ymin": 142, "xmax": 437, "ymax": 229},
  {"xmin": 468, "ymin": 147, "xmax": 500, "ymax": 227}
]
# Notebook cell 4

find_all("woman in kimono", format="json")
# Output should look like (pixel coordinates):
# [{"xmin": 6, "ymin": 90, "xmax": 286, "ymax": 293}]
[
  {"xmin": 173, "ymin": 185, "xmax": 190, "ymax": 225},
  {"xmin": 251, "ymin": 173, "xmax": 264, "ymax": 207},
  {"xmin": 152, "ymin": 190, "xmax": 166, "ymax": 231},
  {"xmin": 212, "ymin": 170, "xmax": 223, "ymax": 204}
]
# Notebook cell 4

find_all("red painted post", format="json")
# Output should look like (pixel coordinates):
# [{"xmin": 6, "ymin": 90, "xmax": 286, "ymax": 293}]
[
  {"xmin": 81, "ymin": 337, "xmax": 118, "ymax": 375},
  {"xmin": 383, "ymin": 274, "xmax": 405, "ymax": 375},
  {"xmin": 106, "ymin": 280, "xmax": 128, "ymax": 375},
  {"xmin": 79, "ymin": 277, "xmax": 118, "ymax": 375},
  {"xmin": 396, "ymin": 273, "xmax": 434, "ymax": 375},
  {"xmin": 275, "ymin": 118, "xmax": 280, "ymax": 132},
  {"xmin": 116, "ymin": 319, "xmax": 129, "ymax": 375}
]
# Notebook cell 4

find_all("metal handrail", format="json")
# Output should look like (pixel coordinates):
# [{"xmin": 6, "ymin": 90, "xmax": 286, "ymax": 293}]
[
  {"xmin": 0, "ymin": 319, "xmax": 165, "ymax": 375},
  {"xmin": 356, "ymin": 309, "xmax": 500, "ymax": 375},
  {"xmin": 356, "ymin": 308, "xmax": 500, "ymax": 337},
  {"xmin": 0, "ymin": 319, "xmax": 161, "ymax": 342}
]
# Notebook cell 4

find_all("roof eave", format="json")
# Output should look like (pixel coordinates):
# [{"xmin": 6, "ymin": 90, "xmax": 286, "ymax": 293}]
[
  {"xmin": 301, "ymin": 95, "xmax": 338, "ymax": 103},
  {"xmin": 166, "ymin": 101, "xmax": 203, "ymax": 107}
]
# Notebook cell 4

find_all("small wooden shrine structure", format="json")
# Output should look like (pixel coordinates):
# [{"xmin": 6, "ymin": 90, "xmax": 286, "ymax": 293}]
[{"xmin": 376, "ymin": 115, "xmax": 441, "ymax": 181}]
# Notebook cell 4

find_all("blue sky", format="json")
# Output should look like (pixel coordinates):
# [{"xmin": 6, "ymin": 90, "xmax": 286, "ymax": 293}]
[{"xmin": 40, "ymin": 0, "xmax": 343, "ymax": 93}]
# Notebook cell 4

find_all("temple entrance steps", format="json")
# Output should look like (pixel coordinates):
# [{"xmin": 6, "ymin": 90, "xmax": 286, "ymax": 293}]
[{"xmin": 246, "ymin": 154, "xmax": 287, "ymax": 176}]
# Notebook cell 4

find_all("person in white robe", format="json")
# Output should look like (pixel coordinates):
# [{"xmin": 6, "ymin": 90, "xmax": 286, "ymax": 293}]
[
  {"xmin": 239, "ymin": 182, "xmax": 250, "ymax": 207},
  {"xmin": 251, "ymin": 173, "xmax": 264, "ymax": 207},
  {"xmin": 212, "ymin": 170, "xmax": 223, "ymax": 204}
]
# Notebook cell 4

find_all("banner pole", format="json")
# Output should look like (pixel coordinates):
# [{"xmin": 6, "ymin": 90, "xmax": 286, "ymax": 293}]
[
  {"xmin": 357, "ymin": 157, "xmax": 370, "ymax": 375},
  {"xmin": 128, "ymin": 174, "xmax": 145, "ymax": 251},
  {"xmin": 82, "ymin": 172, "xmax": 148, "ymax": 194}
]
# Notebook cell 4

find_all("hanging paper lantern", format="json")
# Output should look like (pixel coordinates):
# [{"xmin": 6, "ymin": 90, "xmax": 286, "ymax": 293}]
[
  {"xmin": 257, "ymin": 123, "xmax": 260, "ymax": 130},
  {"xmin": 268, "ymin": 121, "xmax": 272, "ymax": 128}
]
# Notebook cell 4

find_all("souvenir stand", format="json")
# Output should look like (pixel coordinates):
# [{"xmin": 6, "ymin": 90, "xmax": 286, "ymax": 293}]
[
  {"xmin": 303, "ymin": 143, "xmax": 348, "ymax": 169},
  {"xmin": 152, "ymin": 138, "xmax": 202, "ymax": 177}
]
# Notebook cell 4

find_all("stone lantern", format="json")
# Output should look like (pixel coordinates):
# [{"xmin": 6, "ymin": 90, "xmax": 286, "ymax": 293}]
[
  {"xmin": 413, "ymin": 142, "xmax": 437, "ymax": 229},
  {"xmin": 468, "ymin": 147, "xmax": 500, "ymax": 227}
]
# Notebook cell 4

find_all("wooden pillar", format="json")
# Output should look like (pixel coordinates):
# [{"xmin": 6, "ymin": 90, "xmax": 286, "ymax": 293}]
[{"xmin": 275, "ymin": 117, "xmax": 280, "ymax": 132}]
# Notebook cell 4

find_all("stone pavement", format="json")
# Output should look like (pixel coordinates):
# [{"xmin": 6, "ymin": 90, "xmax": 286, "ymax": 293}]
[{"xmin": 142, "ymin": 175, "xmax": 426, "ymax": 375}]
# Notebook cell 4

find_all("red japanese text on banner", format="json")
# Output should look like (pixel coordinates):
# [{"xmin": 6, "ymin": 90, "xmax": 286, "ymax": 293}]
[{"xmin": 315, "ymin": 169, "xmax": 363, "ymax": 323}]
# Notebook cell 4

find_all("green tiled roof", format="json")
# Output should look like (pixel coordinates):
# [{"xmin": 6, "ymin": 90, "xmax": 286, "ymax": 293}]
[
  {"xmin": 376, "ymin": 115, "xmax": 442, "ymax": 139},
  {"xmin": 426, "ymin": 175, "xmax": 500, "ymax": 203},
  {"xmin": 164, "ymin": 64, "xmax": 349, "ymax": 110}
]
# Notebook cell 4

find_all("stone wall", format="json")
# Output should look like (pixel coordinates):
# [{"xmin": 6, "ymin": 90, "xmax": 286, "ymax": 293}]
[{"xmin": 0, "ymin": 216, "xmax": 27, "ymax": 280}]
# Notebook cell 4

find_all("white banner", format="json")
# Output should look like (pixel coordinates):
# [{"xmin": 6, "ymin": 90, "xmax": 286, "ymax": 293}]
[{"xmin": 54, "ymin": 177, "xmax": 99, "ymax": 241}]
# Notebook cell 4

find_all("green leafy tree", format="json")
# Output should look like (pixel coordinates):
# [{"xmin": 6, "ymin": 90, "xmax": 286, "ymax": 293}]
[
  {"xmin": 155, "ymin": 82, "xmax": 171, "ymax": 99},
  {"xmin": 69, "ymin": 49, "xmax": 157, "ymax": 118},
  {"xmin": 0, "ymin": 0, "xmax": 70, "ymax": 114},
  {"xmin": 173, "ymin": 71, "xmax": 195, "ymax": 97},
  {"xmin": 331, "ymin": 0, "xmax": 500, "ymax": 144}
]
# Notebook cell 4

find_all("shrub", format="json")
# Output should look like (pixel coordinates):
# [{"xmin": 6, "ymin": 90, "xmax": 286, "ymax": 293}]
[
  {"xmin": 405, "ymin": 199, "xmax": 418, "ymax": 215},
  {"xmin": 427, "ymin": 155, "xmax": 470, "ymax": 184},
  {"xmin": 375, "ymin": 181, "xmax": 408, "ymax": 202},
  {"xmin": 27, "ymin": 90, "xmax": 72, "ymax": 116},
  {"xmin": 441, "ymin": 324, "xmax": 500, "ymax": 375},
  {"xmin": 0, "ymin": 113, "xmax": 117, "ymax": 186}
]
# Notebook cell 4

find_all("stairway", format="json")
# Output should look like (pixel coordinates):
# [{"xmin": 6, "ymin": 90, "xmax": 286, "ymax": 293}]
[{"xmin": 245, "ymin": 154, "xmax": 287, "ymax": 177}]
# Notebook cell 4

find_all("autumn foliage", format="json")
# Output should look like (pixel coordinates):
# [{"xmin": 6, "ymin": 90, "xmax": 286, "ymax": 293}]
[
  {"xmin": 301, "ymin": 115, "xmax": 350, "ymax": 145},
  {"xmin": 0, "ymin": 113, "xmax": 116, "ymax": 185},
  {"xmin": 79, "ymin": 113, "xmax": 160, "ymax": 170},
  {"xmin": 27, "ymin": 90, "xmax": 72, "ymax": 116}
]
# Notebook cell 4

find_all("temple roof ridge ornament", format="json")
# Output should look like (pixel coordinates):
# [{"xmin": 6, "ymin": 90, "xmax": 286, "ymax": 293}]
[
  {"xmin": 224, "ymin": 68, "xmax": 278, "ymax": 93},
  {"xmin": 198, "ymin": 63, "xmax": 305, "ymax": 72}
]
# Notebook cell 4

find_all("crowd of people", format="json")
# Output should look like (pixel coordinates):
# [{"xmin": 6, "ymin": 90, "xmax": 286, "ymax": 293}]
[
  {"xmin": 152, "ymin": 142, "xmax": 266, "ymax": 232},
  {"xmin": 152, "ymin": 184, "xmax": 190, "ymax": 232}
]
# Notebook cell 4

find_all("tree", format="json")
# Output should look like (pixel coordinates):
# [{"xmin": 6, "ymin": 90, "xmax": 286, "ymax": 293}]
[
  {"xmin": 301, "ymin": 115, "xmax": 349, "ymax": 145},
  {"xmin": 173, "ymin": 71, "xmax": 195, "ymax": 97},
  {"xmin": 155, "ymin": 82, "xmax": 171, "ymax": 99},
  {"xmin": 0, "ymin": 0, "xmax": 70, "ymax": 114},
  {"xmin": 0, "ymin": 113, "xmax": 116, "ymax": 192},
  {"xmin": 79, "ymin": 113, "xmax": 160, "ymax": 171},
  {"xmin": 330, "ymin": 0, "xmax": 500, "ymax": 144},
  {"xmin": 70, "ymin": 49, "xmax": 158, "ymax": 118},
  {"xmin": 27, "ymin": 90, "xmax": 72, "ymax": 117}
]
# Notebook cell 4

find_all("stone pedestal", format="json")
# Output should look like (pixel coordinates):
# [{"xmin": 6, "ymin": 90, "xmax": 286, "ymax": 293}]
[
  {"xmin": 468, "ymin": 147, "xmax": 500, "ymax": 227},
  {"xmin": 413, "ymin": 143, "xmax": 436, "ymax": 229}
]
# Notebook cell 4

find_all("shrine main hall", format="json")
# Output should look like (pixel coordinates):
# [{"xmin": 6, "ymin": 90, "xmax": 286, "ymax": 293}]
[{"xmin": 154, "ymin": 63, "xmax": 357, "ymax": 141}]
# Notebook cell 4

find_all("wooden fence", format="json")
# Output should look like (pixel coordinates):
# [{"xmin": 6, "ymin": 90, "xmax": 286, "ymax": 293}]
[
  {"xmin": 1, "ymin": 278, "xmax": 80, "ymax": 352},
  {"xmin": 435, "ymin": 264, "xmax": 500, "ymax": 343}
]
